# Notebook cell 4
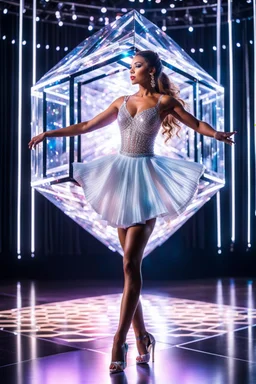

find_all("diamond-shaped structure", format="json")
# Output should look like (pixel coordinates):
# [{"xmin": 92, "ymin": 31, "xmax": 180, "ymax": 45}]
[{"xmin": 31, "ymin": 10, "xmax": 225, "ymax": 257}]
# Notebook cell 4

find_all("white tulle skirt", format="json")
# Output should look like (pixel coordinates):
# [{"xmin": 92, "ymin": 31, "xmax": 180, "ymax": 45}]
[{"xmin": 72, "ymin": 153, "xmax": 205, "ymax": 228}]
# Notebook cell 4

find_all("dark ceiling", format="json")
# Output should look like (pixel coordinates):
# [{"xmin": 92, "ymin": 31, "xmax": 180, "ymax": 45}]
[{"xmin": 0, "ymin": 0, "xmax": 253, "ymax": 31}]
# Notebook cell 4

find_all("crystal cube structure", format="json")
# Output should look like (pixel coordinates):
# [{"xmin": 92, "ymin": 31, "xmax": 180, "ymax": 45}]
[{"xmin": 31, "ymin": 10, "xmax": 225, "ymax": 257}]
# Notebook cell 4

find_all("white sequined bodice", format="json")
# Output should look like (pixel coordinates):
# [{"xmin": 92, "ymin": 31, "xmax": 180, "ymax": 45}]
[{"xmin": 117, "ymin": 95, "xmax": 164, "ymax": 156}]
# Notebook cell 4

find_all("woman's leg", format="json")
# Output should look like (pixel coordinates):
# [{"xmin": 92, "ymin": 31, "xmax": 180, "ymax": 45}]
[
  {"xmin": 111, "ymin": 219, "xmax": 156, "ymax": 365},
  {"xmin": 117, "ymin": 228, "xmax": 148, "ymax": 355}
]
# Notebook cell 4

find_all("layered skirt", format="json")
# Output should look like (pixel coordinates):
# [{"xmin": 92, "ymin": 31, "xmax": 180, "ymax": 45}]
[{"xmin": 73, "ymin": 153, "xmax": 205, "ymax": 228}]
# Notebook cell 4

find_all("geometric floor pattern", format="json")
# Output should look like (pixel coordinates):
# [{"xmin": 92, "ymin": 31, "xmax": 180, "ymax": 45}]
[{"xmin": 1, "ymin": 293, "xmax": 256, "ymax": 344}]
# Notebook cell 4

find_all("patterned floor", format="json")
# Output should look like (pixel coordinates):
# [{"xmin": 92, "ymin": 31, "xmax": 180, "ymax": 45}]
[{"xmin": 0, "ymin": 292, "xmax": 255, "ymax": 346}]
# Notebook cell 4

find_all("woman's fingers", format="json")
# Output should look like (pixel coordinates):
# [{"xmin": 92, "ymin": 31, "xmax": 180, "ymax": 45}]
[
  {"xmin": 215, "ymin": 131, "xmax": 237, "ymax": 145},
  {"xmin": 28, "ymin": 133, "xmax": 45, "ymax": 150}
]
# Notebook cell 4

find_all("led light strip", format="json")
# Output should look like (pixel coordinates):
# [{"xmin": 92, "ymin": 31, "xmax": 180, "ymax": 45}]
[
  {"xmin": 17, "ymin": 0, "xmax": 24, "ymax": 256},
  {"xmin": 254, "ymin": 0, "xmax": 256, "ymax": 217},
  {"xmin": 216, "ymin": 0, "xmax": 222, "ymax": 253},
  {"xmin": 228, "ymin": 0, "xmax": 235, "ymax": 244},
  {"xmin": 31, "ymin": 0, "xmax": 37, "ymax": 256},
  {"xmin": 245, "ymin": 25, "xmax": 251, "ymax": 248}
]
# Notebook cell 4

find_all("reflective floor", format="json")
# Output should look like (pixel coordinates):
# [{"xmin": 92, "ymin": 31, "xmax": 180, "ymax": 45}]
[{"xmin": 0, "ymin": 278, "xmax": 255, "ymax": 383}]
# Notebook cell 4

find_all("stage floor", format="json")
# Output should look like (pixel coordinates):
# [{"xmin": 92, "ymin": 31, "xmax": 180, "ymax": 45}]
[{"xmin": 0, "ymin": 278, "xmax": 255, "ymax": 383}]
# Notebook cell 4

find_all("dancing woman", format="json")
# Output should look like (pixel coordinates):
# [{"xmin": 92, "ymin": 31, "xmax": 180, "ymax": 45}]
[{"xmin": 29, "ymin": 50, "xmax": 236, "ymax": 374}]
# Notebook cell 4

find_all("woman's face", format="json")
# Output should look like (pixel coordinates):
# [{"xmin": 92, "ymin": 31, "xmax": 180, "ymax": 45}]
[{"xmin": 129, "ymin": 55, "xmax": 154, "ymax": 85}]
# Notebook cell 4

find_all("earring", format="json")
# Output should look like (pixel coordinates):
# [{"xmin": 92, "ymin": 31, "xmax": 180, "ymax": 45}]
[{"xmin": 150, "ymin": 73, "xmax": 156, "ymax": 88}]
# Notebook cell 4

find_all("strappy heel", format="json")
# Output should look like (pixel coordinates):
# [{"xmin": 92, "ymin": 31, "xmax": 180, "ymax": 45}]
[
  {"xmin": 136, "ymin": 332, "xmax": 156, "ymax": 364},
  {"xmin": 109, "ymin": 342, "xmax": 129, "ymax": 374}
]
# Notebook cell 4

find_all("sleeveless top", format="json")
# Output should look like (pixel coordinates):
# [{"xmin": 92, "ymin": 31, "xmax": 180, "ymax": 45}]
[{"xmin": 117, "ymin": 94, "xmax": 164, "ymax": 157}]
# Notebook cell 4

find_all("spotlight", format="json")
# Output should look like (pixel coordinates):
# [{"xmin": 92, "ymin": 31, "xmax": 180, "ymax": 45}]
[
  {"xmin": 236, "ymin": 19, "xmax": 240, "ymax": 23},
  {"xmin": 155, "ymin": 0, "xmax": 161, "ymax": 3},
  {"xmin": 2, "ymin": 35, "xmax": 6, "ymax": 40},
  {"xmin": 191, "ymin": 48, "xmax": 195, "ymax": 53},
  {"xmin": 22, "ymin": 40, "xmax": 26, "ymax": 45},
  {"xmin": 56, "ymin": 46, "xmax": 60, "ymax": 51},
  {"xmin": 129, "ymin": 0, "xmax": 135, "ymax": 2},
  {"xmin": 37, "ymin": 43, "xmax": 41, "ymax": 48},
  {"xmin": 71, "ymin": 4, "xmax": 77, "ymax": 20},
  {"xmin": 199, "ymin": 48, "xmax": 204, "ymax": 52},
  {"xmin": 55, "ymin": 10, "xmax": 61, "ymax": 19},
  {"xmin": 170, "ymin": 4, "xmax": 175, "ymax": 8},
  {"xmin": 213, "ymin": 46, "xmax": 217, "ymax": 50},
  {"xmin": 58, "ymin": 20, "xmax": 63, "ymax": 26},
  {"xmin": 140, "ymin": 9, "xmax": 145, "ymax": 14},
  {"xmin": 121, "ymin": 8, "xmax": 127, "ymax": 12},
  {"xmin": 236, "ymin": 42, "xmax": 241, "ymax": 47},
  {"xmin": 247, "ymin": 0, "xmax": 251, "ymax": 3},
  {"xmin": 161, "ymin": 8, "xmax": 167, "ymax": 14},
  {"xmin": 90, "ymin": 16, "xmax": 94, "ymax": 21},
  {"xmin": 36, "ymin": 16, "xmax": 40, "ymax": 21},
  {"xmin": 45, "ymin": 44, "xmax": 50, "ymax": 49},
  {"xmin": 3, "ymin": 8, "xmax": 8, "ymax": 14},
  {"xmin": 203, "ymin": 0, "xmax": 208, "ymax": 3},
  {"xmin": 222, "ymin": 44, "xmax": 226, "ymax": 49},
  {"xmin": 101, "ymin": 7, "xmax": 107, "ymax": 13},
  {"xmin": 139, "ymin": 0, "xmax": 144, "ymax": 2},
  {"xmin": 162, "ymin": 26, "xmax": 167, "ymax": 31},
  {"xmin": 249, "ymin": 40, "xmax": 253, "ymax": 44},
  {"xmin": 188, "ymin": 26, "xmax": 193, "ymax": 32},
  {"xmin": 104, "ymin": 17, "xmax": 109, "ymax": 25},
  {"xmin": 12, "ymin": 39, "xmax": 15, "ymax": 44},
  {"xmin": 64, "ymin": 46, "xmax": 68, "ymax": 51}
]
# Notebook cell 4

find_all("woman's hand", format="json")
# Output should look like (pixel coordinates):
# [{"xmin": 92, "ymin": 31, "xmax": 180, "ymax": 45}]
[
  {"xmin": 214, "ymin": 131, "xmax": 237, "ymax": 146},
  {"xmin": 28, "ymin": 132, "xmax": 46, "ymax": 150}
]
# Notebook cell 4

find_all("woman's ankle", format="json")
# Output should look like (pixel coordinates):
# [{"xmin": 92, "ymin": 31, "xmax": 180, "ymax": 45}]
[
  {"xmin": 135, "ymin": 330, "xmax": 147, "ymax": 340},
  {"xmin": 113, "ymin": 333, "xmax": 126, "ymax": 345}
]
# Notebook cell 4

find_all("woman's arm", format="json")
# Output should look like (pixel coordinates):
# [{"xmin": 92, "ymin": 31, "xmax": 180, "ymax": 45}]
[
  {"xmin": 28, "ymin": 96, "xmax": 123, "ymax": 150},
  {"xmin": 161, "ymin": 95, "xmax": 236, "ymax": 146}
]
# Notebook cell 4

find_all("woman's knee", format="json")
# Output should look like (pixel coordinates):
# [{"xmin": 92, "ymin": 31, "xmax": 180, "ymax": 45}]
[{"xmin": 123, "ymin": 254, "xmax": 141, "ymax": 277}]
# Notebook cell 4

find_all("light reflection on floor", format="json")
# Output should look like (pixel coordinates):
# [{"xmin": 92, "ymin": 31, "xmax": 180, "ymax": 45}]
[{"xmin": 0, "ymin": 293, "xmax": 256, "ymax": 346}]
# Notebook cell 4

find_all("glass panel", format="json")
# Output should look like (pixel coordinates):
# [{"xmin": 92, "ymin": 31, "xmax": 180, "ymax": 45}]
[
  {"xmin": 31, "ymin": 91, "xmax": 43, "ymax": 183},
  {"xmin": 199, "ymin": 84, "xmax": 223, "ymax": 179},
  {"xmin": 216, "ymin": 91, "xmax": 225, "ymax": 180},
  {"xmin": 44, "ymin": 82, "xmax": 70, "ymax": 178}
]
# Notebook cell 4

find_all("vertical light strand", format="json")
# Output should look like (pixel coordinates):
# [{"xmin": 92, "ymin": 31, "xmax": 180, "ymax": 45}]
[
  {"xmin": 228, "ymin": 0, "xmax": 235, "ymax": 244},
  {"xmin": 31, "ymin": 0, "xmax": 37, "ymax": 255},
  {"xmin": 244, "ymin": 25, "xmax": 251, "ymax": 249},
  {"xmin": 254, "ymin": 0, "xmax": 256, "ymax": 216},
  {"xmin": 17, "ymin": 0, "xmax": 24, "ymax": 256},
  {"xmin": 216, "ymin": 0, "xmax": 222, "ymax": 253}
]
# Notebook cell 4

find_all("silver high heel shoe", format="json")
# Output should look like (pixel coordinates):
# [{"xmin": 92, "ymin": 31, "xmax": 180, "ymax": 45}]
[
  {"xmin": 109, "ymin": 342, "xmax": 129, "ymax": 374},
  {"xmin": 136, "ymin": 332, "xmax": 156, "ymax": 364}
]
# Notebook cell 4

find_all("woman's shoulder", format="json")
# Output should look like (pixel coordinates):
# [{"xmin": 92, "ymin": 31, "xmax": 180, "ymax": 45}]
[{"xmin": 158, "ymin": 94, "xmax": 173, "ymax": 105}]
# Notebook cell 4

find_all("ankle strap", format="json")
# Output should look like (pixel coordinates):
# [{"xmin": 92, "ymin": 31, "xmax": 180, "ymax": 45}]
[{"xmin": 136, "ymin": 333, "xmax": 148, "ymax": 341}]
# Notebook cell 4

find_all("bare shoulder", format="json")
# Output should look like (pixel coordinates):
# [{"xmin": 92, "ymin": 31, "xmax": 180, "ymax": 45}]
[
  {"xmin": 111, "ymin": 95, "xmax": 127, "ymax": 111},
  {"xmin": 160, "ymin": 94, "xmax": 175, "ymax": 108}
]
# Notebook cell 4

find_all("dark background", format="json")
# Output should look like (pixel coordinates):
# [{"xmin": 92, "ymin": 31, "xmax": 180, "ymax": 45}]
[{"xmin": 0, "ymin": 1, "xmax": 255, "ymax": 280}]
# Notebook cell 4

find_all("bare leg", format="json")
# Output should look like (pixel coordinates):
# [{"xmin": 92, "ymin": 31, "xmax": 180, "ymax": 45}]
[
  {"xmin": 110, "ymin": 219, "xmax": 156, "ymax": 366},
  {"xmin": 117, "ymin": 228, "xmax": 148, "ymax": 356}
]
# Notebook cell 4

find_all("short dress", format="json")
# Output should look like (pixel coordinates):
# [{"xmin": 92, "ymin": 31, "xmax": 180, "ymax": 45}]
[{"xmin": 72, "ymin": 94, "xmax": 205, "ymax": 228}]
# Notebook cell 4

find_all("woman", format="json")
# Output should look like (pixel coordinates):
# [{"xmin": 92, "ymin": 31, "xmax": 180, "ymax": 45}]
[{"xmin": 29, "ymin": 50, "xmax": 236, "ymax": 374}]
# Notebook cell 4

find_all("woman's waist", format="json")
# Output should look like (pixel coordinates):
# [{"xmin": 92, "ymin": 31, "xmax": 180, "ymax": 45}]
[{"xmin": 119, "ymin": 150, "xmax": 154, "ymax": 158}]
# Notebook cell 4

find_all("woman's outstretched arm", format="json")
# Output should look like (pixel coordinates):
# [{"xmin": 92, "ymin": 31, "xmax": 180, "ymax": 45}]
[
  {"xmin": 28, "ymin": 96, "xmax": 123, "ymax": 150},
  {"xmin": 161, "ymin": 95, "xmax": 236, "ymax": 146}
]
